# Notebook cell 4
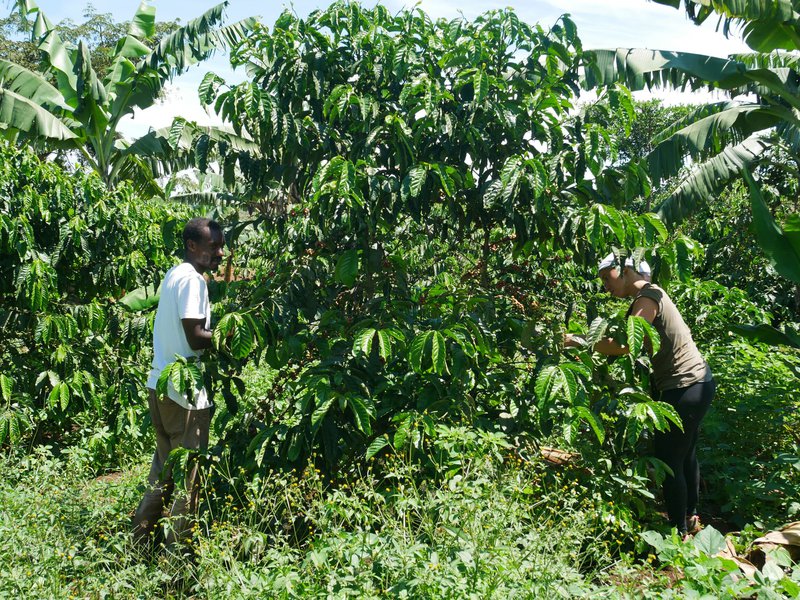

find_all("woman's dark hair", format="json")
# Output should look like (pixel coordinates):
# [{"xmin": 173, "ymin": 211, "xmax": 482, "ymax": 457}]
[{"xmin": 182, "ymin": 217, "xmax": 222, "ymax": 249}]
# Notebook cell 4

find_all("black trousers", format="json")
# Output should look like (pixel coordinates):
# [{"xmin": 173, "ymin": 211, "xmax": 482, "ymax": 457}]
[{"xmin": 653, "ymin": 378, "xmax": 716, "ymax": 533}]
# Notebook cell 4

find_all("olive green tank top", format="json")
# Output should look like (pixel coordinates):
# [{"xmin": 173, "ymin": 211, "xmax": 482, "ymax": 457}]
[{"xmin": 628, "ymin": 284, "xmax": 709, "ymax": 391}]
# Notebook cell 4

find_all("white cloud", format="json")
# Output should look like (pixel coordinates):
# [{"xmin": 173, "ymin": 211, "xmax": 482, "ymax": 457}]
[
  {"xmin": 117, "ymin": 82, "xmax": 226, "ymax": 140},
  {"xmin": 386, "ymin": 0, "xmax": 750, "ymax": 56}
]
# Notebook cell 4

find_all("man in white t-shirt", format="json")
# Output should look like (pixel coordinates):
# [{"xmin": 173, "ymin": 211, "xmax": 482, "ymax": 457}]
[{"xmin": 133, "ymin": 217, "xmax": 224, "ymax": 550}]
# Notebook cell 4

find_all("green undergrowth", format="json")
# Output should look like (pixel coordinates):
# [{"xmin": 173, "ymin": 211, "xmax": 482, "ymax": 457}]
[
  {"xmin": 1, "ymin": 437, "xmax": 798, "ymax": 599},
  {"xmin": 0, "ymin": 442, "xmax": 632, "ymax": 599}
]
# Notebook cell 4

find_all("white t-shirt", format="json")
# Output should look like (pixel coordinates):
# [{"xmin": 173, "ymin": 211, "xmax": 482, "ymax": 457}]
[{"xmin": 146, "ymin": 262, "xmax": 213, "ymax": 410}]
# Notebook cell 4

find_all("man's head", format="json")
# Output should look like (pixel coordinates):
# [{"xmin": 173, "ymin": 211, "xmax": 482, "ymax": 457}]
[{"xmin": 183, "ymin": 218, "xmax": 224, "ymax": 274}]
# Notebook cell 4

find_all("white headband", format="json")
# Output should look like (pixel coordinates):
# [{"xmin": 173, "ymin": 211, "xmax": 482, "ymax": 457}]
[{"xmin": 597, "ymin": 253, "xmax": 650, "ymax": 275}]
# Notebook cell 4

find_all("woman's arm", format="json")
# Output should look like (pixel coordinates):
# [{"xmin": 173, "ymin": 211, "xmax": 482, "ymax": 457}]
[
  {"xmin": 629, "ymin": 296, "xmax": 658, "ymax": 323},
  {"xmin": 564, "ymin": 296, "xmax": 659, "ymax": 356},
  {"xmin": 592, "ymin": 337, "xmax": 629, "ymax": 356}
]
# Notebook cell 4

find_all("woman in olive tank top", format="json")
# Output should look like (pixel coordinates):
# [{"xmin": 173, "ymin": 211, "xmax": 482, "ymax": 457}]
[{"xmin": 565, "ymin": 254, "xmax": 716, "ymax": 537}]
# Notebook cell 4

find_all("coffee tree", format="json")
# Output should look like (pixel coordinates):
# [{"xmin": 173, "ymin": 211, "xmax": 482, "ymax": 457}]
[{"xmin": 171, "ymin": 2, "xmax": 686, "ymax": 479}]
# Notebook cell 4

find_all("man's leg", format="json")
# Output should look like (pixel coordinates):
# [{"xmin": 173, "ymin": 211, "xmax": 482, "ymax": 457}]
[
  {"xmin": 162, "ymin": 404, "xmax": 210, "ymax": 547},
  {"xmin": 132, "ymin": 389, "xmax": 176, "ymax": 546}
]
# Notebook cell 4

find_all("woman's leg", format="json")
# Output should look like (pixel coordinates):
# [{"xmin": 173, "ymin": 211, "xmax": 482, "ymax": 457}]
[
  {"xmin": 683, "ymin": 379, "xmax": 716, "ymax": 517},
  {"xmin": 654, "ymin": 412, "xmax": 692, "ymax": 532},
  {"xmin": 654, "ymin": 379, "xmax": 715, "ymax": 533}
]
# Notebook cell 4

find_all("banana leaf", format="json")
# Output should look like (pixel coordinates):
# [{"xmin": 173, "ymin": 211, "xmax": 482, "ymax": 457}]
[
  {"xmin": 729, "ymin": 323, "xmax": 800, "ymax": 349},
  {"xmin": 118, "ymin": 283, "xmax": 161, "ymax": 311}
]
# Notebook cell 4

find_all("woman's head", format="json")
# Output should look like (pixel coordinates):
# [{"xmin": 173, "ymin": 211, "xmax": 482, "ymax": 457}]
[{"xmin": 597, "ymin": 253, "xmax": 649, "ymax": 298}]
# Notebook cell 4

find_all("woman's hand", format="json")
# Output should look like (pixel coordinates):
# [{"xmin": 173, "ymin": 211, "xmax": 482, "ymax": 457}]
[{"xmin": 563, "ymin": 333, "xmax": 586, "ymax": 348}]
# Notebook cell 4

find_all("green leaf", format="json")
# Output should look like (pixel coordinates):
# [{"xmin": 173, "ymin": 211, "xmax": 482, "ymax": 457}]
[
  {"xmin": 128, "ymin": 1, "xmax": 156, "ymax": 39},
  {"xmin": 629, "ymin": 399, "xmax": 683, "ymax": 433},
  {"xmin": 375, "ymin": 329, "xmax": 392, "ymax": 361},
  {"xmin": 657, "ymin": 137, "xmax": 767, "ymax": 225},
  {"xmin": 353, "ymin": 328, "xmax": 376, "ymax": 357},
  {"xmin": 746, "ymin": 170, "xmax": 800, "ymax": 284},
  {"xmin": 118, "ymin": 283, "xmax": 160, "ymax": 311},
  {"xmin": 652, "ymin": 400, "xmax": 682, "ymax": 431},
  {"xmin": 334, "ymin": 249, "xmax": 360, "ymax": 287},
  {"xmin": 48, "ymin": 381, "xmax": 69, "ymax": 410},
  {"xmin": 0, "ymin": 59, "xmax": 70, "ymax": 110},
  {"xmin": 393, "ymin": 414, "xmax": 412, "ymax": 449},
  {"xmin": 640, "ymin": 530, "xmax": 666, "ymax": 552},
  {"xmin": 8, "ymin": 412, "xmax": 21, "ymax": 444},
  {"xmin": 561, "ymin": 361, "xmax": 592, "ymax": 380},
  {"xmin": 156, "ymin": 362, "xmax": 175, "ymax": 398},
  {"xmin": 0, "ymin": 88, "xmax": 76, "ymax": 141},
  {"xmin": 408, "ymin": 165, "xmax": 427, "ymax": 197},
  {"xmin": 575, "ymin": 405, "xmax": 605, "ymax": 444},
  {"xmin": 365, "ymin": 435, "xmax": 389, "ymax": 460},
  {"xmin": 409, "ymin": 331, "xmax": 446, "ymax": 374},
  {"xmin": 586, "ymin": 317, "xmax": 608, "ymax": 347},
  {"xmin": 409, "ymin": 332, "xmax": 430, "ymax": 373},
  {"xmin": 169, "ymin": 364, "xmax": 185, "ymax": 401},
  {"xmin": 433, "ymin": 163, "xmax": 455, "ymax": 198},
  {"xmin": 647, "ymin": 103, "xmax": 778, "ymax": 184},
  {"xmin": 640, "ymin": 213, "xmax": 668, "ymax": 243},
  {"xmin": 348, "ymin": 395, "xmax": 374, "ymax": 435},
  {"xmin": 28, "ymin": 9, "xmax": 79, "ymax": 105},
  {"xmin": 692, "ymin": 526, "xmax": 726, "ymax": 555},
  {"xmin": 473, "ymin": 69, "xmax": 488, "ymax": 104},
  {"xmin": 0, "ymin": 374, "xmax": 12, "ymax": 402},
  {"xmin": 627, "ymin": 316, "xmax": 659, "ymax": 356},
  {"xmin": 785, "ymin": 213, "xmax": 800, "ymax": 260},
  {"xmin": 311, "ymin": 393, "xmax": 335, "ymax": 429},
  {"xmin": 287, "ymin": 432, "xmax": 304, "ymax": 462},
  {"xmin": 535, "ymin": 365, "xmax": 575, "ymax": 407},
  {"xmin": 729, "ymin": 323, "xmax": 800, "ymax": 349},
  {"xmin": 230, "ymin": 316, "xmax": 254, "ymax": 359},
  {"xmin": 198, "ymin": 72, "xmax": 226, "ymax": 106},
  {"xmin": 430, "ymin": 331, "xmax": 446, "ymax": 375},
  {"xmin": 212, "ymin": 312, "xmax": 235, "ymax": 350}
]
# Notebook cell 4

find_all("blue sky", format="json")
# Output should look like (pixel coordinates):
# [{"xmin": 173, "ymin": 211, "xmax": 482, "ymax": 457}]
[{"xmin": 17, "ymin": 0, "xmax": 750, "ymax": 137}]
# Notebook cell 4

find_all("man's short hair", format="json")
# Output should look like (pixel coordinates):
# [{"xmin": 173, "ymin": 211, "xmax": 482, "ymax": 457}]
[{"xmin": 183, "ymin": 217, "xmax": 222, "ymax": 249}]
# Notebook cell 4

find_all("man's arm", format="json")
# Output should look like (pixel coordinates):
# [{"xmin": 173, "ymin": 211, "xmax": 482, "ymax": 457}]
[{"xmin": 182, "ymin": 318, "xmax": 212, "ymax": 350}]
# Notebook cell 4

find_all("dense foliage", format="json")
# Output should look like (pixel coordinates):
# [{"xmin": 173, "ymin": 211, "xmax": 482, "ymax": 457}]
[
  {"xmin": 0, "ymin": 141, "xmax": 189, "ymax": 461},
  {"xmin": 0, "ymin": 1, "xmax": 799, "ymax": 597}
]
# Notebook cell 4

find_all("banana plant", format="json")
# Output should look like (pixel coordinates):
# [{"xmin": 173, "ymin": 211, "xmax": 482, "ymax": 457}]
[
  {"xmin": 571, "ymin": 1, "xmax": 798, "ymax": 230},
  {"xmin": 0, "ymin": 0, "xmax": 255, "ymax": 196},
  {"xmin": 583, "ymin": 46, "xmax": 800, "ymax": 226},
  {"xmin": 651, "ymin": 0, "xmax": 800, "ymax": 53},
  {"xmin": 728, "ymin": 170, "xmax": 800, "ymax": 350}
]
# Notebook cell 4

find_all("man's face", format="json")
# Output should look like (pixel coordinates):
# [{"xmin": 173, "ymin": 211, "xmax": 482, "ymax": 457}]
[
  {"xmin": 599, "ymin": 266, "xmax": 625, "ymax": 298},
  {"xmin": 187, "ymin": 226, "xmax": 225, "ymax": 273}
]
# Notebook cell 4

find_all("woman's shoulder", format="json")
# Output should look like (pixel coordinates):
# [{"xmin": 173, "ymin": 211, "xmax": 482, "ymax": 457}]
[{"xmin": 636, "ymin": 283, "xmax": 664, "ymax": 302}]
